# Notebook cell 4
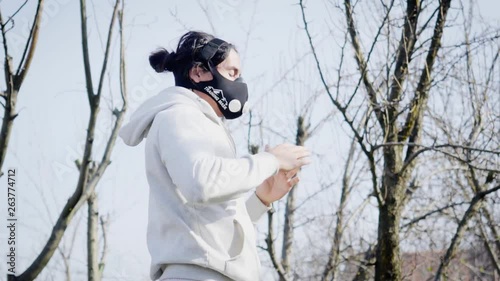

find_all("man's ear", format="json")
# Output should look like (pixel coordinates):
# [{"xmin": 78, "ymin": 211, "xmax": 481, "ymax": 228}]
[
  {"xmin": 190, "ymin": 65, "xmax": 213, "ymax": 83},
  {"xmin": 189, "ymin": 65, "xmax": 203, "ymax": 83}
]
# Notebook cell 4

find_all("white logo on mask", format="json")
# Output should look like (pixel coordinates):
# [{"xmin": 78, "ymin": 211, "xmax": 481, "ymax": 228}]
[{"xmin": 204, "ymin": 86, "xmax": 228, "ymax": 110}]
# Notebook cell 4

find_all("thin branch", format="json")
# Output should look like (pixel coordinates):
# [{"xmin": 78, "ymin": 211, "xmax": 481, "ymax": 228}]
[
  {"xmin": 373, "ymin": 142, "xmax": 500, "ymax": 155},
  {"xmin": 401, "ymin": 145, "xmax": 499, "ymax": 174},
  {"xmin": 265, "ymin": 209, "xmax": 290, "ymax": 281},
  {"xmin": 279, "ymin": 116, "xmax": 309, "ymax": 279},
  {"xmin": 95, "ymin": 0, "xmax": 120, "ymax": 100},
  {"xmin": 118, "ymin": 2, "xmax": 128, "ymax": 111},
  {"xmin": 478, "ymin": 216, "xmax": 500, "ymax": 276},
  {"xmin": 401, "ymin": 201, "xmax": 469, "ymax": 229},
  {"xmin": 433, "ymin": 184, "xmax": 500, "ymax": 281},
  {"xmin": 80, "ymin": 0, "xmax": 95, "ymax": 103},
  {"xmin": 1, "ymin": 0, "xmax": 29, "ymax": 27},
  {"xmin": 400, "ymin": 0, "xmax": 452, "ymax": 146},
  {"xmin": 196, "ymin": 0, "xmax": 217, "ymax": 34},
  {"xmin": 343, "ymin": 0, "xmax": 389, "ymax": 129},
  {"xmin": 98, "ymin": 215, "xmax": 109, "ymax": 279},
  {"xmin": 299, "ymin": 0, "xmax": 382, "ymax": 207},
  {"xmin": 482, "ymin": 207, "xmax": 500, "ymax": 260},
  {"xmin": 321, "ymin": 132, "xmax": 358, "ymax": 280},
  {"xmin": 351, "ymin": 245, "xmax": 377, "ymax": 281},
  {"xmin": 56, "ymin": 247, "xmax": 71, "ymax": 281},
  {"xmin": 14, "ymin": 0, "xmax": 44, "ymax": 90}
]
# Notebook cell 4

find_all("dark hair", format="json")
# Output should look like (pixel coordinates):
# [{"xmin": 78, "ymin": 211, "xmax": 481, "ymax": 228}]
[{"xmin": 149, "ymin": 31, "xmax": 235, "ymax": 82}]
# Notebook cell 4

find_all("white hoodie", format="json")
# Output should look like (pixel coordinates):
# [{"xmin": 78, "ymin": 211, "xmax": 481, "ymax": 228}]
[{"xmin": 118, "ymin": 86, "xmax": 279, "ymax": 281}]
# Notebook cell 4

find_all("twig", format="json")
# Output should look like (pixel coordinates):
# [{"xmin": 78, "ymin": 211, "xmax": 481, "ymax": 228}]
[
  {"xmin": 433, "ymin": 184, "xmax": 500, "ymax": 281},
  {"xmin": 265, "ymin": 209, "xmax": 290, "ymax": 281}
]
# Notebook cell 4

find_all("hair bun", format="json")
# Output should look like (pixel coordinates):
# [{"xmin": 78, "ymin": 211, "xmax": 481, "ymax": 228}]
[{"xmin": 149, "ymin": 48, "xmax": 177, "ymax": 73}]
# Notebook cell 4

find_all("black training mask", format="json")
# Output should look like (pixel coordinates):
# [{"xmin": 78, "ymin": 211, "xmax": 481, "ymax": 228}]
[{"xmin": 188, "ymin": 38, "xmax": 249, "ymax": 120}]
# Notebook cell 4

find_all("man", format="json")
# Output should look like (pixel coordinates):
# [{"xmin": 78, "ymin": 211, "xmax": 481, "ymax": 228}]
[{"xmin": 119, "ymin": 31, "xmax": 311, "ymax": 281}]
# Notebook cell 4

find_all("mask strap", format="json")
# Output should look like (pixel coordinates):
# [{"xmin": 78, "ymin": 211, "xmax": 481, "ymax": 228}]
[{"xmin": 199, "ymin": 38, "xmax": 228, "ymax": 64}]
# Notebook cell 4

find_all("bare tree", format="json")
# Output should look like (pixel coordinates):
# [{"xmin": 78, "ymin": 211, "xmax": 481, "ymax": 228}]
[
  {"xmin": 0, "ymin": 0, "xmax": 44, "ymax": 177},
  {"xmin": 297, "ymin": 0, "xmax": 499, "ymax": 280},
  {"xmin": 87, "ymin": 1, "xmax": 126, "ymax": 280},
  {"xmin": 251, "ymin": 82, "xmax": 336, "ymax": 281},
  {"xmin": 430, "ymin": 3, "xmax": 500, "ymax": 278},
  {"xmin": 9, "ymin": 0, "xmax": 128, "ymax": 280}
]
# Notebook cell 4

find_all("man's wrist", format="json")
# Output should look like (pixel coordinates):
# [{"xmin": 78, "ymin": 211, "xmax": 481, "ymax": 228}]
[{"xmin": 255, "ymin": 189, "xmax": 271, "ymax": 207}]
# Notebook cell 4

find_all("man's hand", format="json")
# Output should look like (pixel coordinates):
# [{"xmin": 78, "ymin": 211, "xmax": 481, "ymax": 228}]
[
  {"xmin": 255, "ymin": 168, "xmax": 300, "ymax": 206},
  {"xmin": 266, "ymin": 143, "xmax": 311, "ymax": 171}
]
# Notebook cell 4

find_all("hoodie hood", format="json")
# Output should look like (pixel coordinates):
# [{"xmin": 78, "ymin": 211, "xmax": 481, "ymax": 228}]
[{"xmin": 118, "ymin": 86, "xmax": 220, "ymax": 146}]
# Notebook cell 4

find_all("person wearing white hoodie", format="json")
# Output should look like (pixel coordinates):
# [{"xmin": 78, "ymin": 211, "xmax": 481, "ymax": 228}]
[{"xmin": 118, "ymin": 31, "xmax": 311, "ymax": 281}]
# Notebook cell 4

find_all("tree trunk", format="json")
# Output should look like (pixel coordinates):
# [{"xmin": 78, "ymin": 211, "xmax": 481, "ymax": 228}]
[
  {"xmin": 280, "ymin": 116, "xmax": 308, "ymax": 280},
  {"xmin": 322, "ymin": 132, "xmax": 359, "ymax": 281},
  {"xmin": 87, "ymin": 192, "xmax": 99, "ymax": 281},
  {"xmin": 375, "ymin": 145, "xmax": 405, "ymax": 281},
  {"xmin": 375, "ymin": 197, "xmax": 403, "ymax": 281}
]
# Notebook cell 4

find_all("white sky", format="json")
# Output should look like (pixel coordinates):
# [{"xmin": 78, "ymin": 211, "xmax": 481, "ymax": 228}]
[{"xmin": 0, "ymin": 0, "xmax": 499, "ymax": 280}]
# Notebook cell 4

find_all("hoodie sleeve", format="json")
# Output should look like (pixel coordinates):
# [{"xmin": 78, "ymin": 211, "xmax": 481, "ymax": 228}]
[
  {"xmin": 155, "ymin": 105, "xmax": 280, "ymax": 205},
  {"xmin": 245, "ymin": 192, "xmax": 272, "ymax": 223}
]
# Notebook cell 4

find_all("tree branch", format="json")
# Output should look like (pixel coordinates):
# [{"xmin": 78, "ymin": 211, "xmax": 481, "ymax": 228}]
[
  {"xmin": 343, "ymin": 0, "xmax": 388, "ymax": 130},
  {"xmin": 265, "ymin": 209, "xmax": 290, "ymax": 281},
  {"xmin": 14, "ymin": 0, "xmax": 44, "ymax": 91},
  {"xmin": 95, "ymin": 0, "xmax": 121, "ymax": 100},
  {"xmin": 299, "ymin": 0, "xmax": 381, "ymax": 207},
  {"xmin": 98, "ymin": 215, "xmax": 109, "ymax": 279},
  {"xmin": 321, "ymin": 133, "xmax": 357, "ymax": 280},
  {"xmin": 387, "ymin": 0, "xmax": 420, "ymax": 111},
  {"xmin": 433, "ymin": 184, "xmax": 500, "ymax": 281},
  {"xmin": 401, "ymin": 201, "xmax": 469, "ymax": 229},
  {"xmin": 400, "ymin": 0, "xmax": 451, "ymax": 145},
  {"xmin": 80, "ymin": 0, "xmax": 95, "ymax": 103},
  {"xmin": 478, "ymin": 216, "xmax": 500, "ymax": 277}
]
